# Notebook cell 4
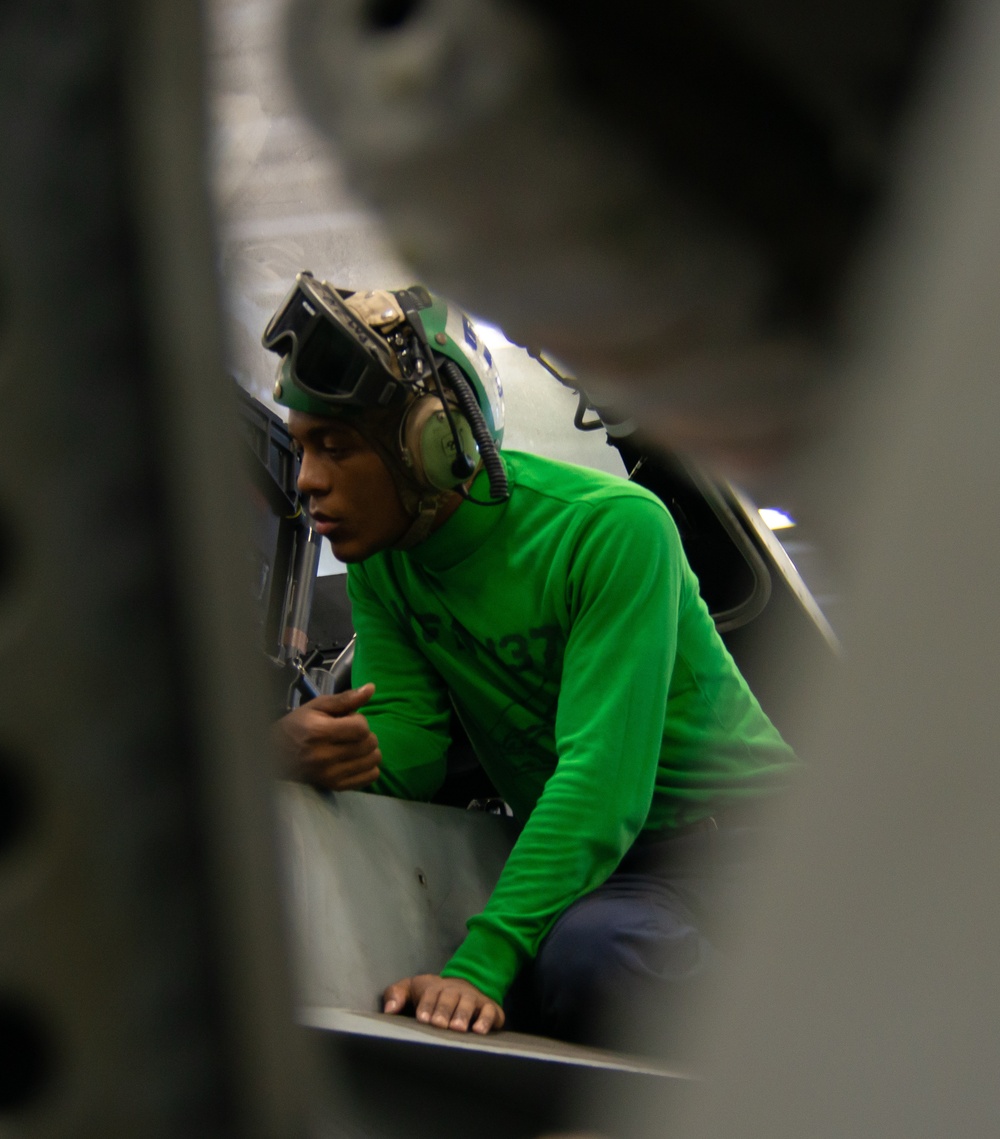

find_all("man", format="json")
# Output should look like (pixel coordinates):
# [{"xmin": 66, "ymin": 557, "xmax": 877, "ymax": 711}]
[{"xmin": 268, "ymin": 271, "xmax": 798, "ymax": 1052}]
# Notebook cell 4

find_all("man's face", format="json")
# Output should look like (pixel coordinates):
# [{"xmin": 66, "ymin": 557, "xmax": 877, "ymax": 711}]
[{"xmin": 288, "ymin": 411, "xmax": 413, "ymax": 563}]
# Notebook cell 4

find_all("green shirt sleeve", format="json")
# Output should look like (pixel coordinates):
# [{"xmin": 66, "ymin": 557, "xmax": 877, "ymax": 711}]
[
  {"xmin": 347, "ymin": 563, "xmax": 451, "ymax": 801},
  {"xmin": 441, "ymin": 495, "xmax": 683, "ymax": 1001}
]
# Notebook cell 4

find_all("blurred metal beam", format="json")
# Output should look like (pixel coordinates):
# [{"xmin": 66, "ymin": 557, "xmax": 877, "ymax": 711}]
[
  {"xmin": 0, "ymin": 1, "xmax": 318, "ymax": 1133},
  {"xmin": 281, "ymin": 0, "xmax": 941, "ymax": 484}
]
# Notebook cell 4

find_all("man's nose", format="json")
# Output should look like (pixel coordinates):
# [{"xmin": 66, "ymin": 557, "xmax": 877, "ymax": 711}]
[{"xmin": 296, "ymin": 451, "xmax": 328, "ymax": 497}]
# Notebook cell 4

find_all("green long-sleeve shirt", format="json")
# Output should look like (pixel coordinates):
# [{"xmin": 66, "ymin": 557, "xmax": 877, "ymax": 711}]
[{"xmin": 347, "ymin": 450, "xmax": 797, "ymax": 1002}]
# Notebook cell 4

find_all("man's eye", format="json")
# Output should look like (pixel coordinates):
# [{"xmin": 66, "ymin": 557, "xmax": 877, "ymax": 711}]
[{"xmin": 322, "ymin": 443, "xmax": 352, "ymax": 458}]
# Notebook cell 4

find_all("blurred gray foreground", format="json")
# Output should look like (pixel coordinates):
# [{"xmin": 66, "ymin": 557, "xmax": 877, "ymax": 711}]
[
  {"xmin": 678, "ymin": 2, "xmax": 1000, "ymax": 1136},
  {"xmin": 0, "ymin": 1, "xmax": 321, "ymax": 1135}
]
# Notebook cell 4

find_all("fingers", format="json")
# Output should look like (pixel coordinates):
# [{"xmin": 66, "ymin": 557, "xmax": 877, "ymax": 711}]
[
  {"xmin": 302, "ymin": 725, "xmax": 379, "ymax": 765},
  {"xmin": 403, "ymin": 975, "xmax": 504, "ymax": 1036},
  {"xmin": 382, "ymin": 978, "xmax": 412, "ymax": 1015},
  {"xmin": 308, "ymin": 684, "xmax": 375, "ymax": 715},
  {"xmin": 300, "ymin": 711, "xmax": 376, "ymax": 752},
  {"xmin": 317, "ymin": 758, "xmax": 381, "ymax": 791},
  {"xmin": 442, "ymin": 989, "xmax": 479, "ymax": 1032},
  {"xmin": 282, "ymin": 697, "xmax": 381, "ymax": 789},
  {"xmin": 274, "ymin": 684, "xmax": 383, "ymax": 791},
  {"xmin": 303, "ymin": 746, "xmax": 381, "ymax": 791},
  {"xmin": 275, "ymin": 701, "xmax": 374, "ymax": 752},
  {"xmin": 421, "ymin": 986, "xmax": 503, "ymax": 1034},
  {"xmin": 471, "ymin": 1000, "xmax": 504, "ymax": 1034}
]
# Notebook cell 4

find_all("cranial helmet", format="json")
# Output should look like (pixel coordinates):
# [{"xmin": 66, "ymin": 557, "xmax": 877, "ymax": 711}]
[{"xmin": 262, "ymin": 272, "xmax": 508, "ymax": 542}]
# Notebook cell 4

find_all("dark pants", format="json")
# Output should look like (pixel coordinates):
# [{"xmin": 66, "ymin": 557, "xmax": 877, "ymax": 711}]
[{"xmin": 504, "ymin": 821, "xmax": 769, "ymax": 1056}]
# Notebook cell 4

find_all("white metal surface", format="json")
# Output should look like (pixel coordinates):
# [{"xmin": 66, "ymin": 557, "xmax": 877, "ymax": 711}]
[
  {"xmin": 277, "ymin": 783, "xmax": 517, "ymax": 1011},
  {"xmin": 302, "ymin": 1008, "xmax": 692, "ymax": 1079}
]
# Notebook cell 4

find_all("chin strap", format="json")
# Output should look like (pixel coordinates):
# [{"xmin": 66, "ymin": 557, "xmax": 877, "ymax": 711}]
[{"xmin": 394, "ymin": 495, "xmax": 449, "ymax": 549}]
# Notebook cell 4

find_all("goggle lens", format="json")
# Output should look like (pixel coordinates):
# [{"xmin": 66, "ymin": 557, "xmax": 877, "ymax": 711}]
[{"xmin": 262, "ymin": 275, "xmax": 403, "ymax": 408}]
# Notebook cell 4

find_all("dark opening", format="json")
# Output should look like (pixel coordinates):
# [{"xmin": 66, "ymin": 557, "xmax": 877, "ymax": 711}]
[
  {"xmin": 0, "ymin": 509, "xmax": 10, "ymax": 598},
  {"xmin": 0, "ymin": 755, "xmax": 31, "ymax": 858},
  {"xmin": 0, "ymin": 998, "xmax": 53, "ymax": 1110},
  {"xmin": 365, "ymin": 0, "xmax": 423, "ymax": 32}
]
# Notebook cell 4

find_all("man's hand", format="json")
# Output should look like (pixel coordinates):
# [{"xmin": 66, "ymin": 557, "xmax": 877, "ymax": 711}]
[
  {"xmin": 273, "ymin": 683, "xmax": 381, "ymax": 790},
  {"xmin": 382, "ymin": 974, "xmax": 505, "ymax": 1035}
]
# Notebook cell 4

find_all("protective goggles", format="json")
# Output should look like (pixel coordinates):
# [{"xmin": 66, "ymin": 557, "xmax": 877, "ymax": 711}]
[{"xmin": 261, "ymin": 272, "xmax": 406, "ymax": 410}]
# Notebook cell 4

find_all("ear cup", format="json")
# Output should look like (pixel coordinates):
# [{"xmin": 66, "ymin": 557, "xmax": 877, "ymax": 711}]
[{"xmin": 401, "ymin": 396, "xmax": 478, "ymax": 491}]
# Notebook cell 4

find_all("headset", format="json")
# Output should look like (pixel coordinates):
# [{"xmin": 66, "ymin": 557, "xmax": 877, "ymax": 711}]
[{"xmin": 262, "ymin": 272, "xmax": 507, "ymax": 502}]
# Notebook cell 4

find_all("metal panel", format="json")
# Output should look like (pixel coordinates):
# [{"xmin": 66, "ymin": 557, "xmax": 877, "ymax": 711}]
[
  {"xmin": 306, "ymin": 1018, "xmax": 695, "ymax": 1139},
  {"xmin": 280, "ymin": 787, "xmax": 694, "ymax": 1139},
  {"xmin": 278, "ymin": 784, "xmax": 518, "ymax": 1010}
]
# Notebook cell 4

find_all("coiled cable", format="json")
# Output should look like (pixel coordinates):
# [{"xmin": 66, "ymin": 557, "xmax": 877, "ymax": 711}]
[{"xmin": 441, "ymin": 359, "xmax": 509, "ymax": 503}]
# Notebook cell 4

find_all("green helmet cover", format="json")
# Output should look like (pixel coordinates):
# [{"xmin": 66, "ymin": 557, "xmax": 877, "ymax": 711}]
[{"xmin": 269, "ymin": 285, "xmax": 505, "ymax": 449}]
